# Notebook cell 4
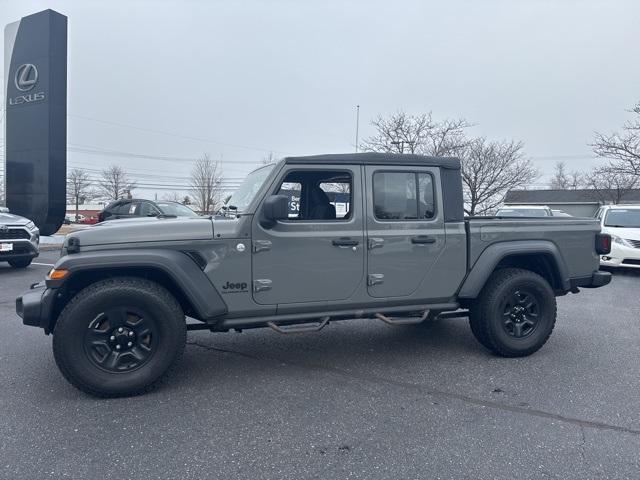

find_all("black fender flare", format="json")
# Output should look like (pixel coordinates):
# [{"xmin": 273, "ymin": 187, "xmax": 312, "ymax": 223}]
[
  {"xmin": 50, "ymin": 249, "xmax": 227, "ymax": 321},
  {"xmin": 457, "ymin": 240, "xmax": 570, "ymax": 299}
]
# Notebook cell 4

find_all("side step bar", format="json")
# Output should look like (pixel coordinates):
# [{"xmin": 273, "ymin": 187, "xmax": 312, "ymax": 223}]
[
  {"xmin": 375, "ymin": 311, "xmax": 430, "ymax": 326},
  {"xmin": 267, "ymin": 317, "xmax": 330, "ymax": 334}
]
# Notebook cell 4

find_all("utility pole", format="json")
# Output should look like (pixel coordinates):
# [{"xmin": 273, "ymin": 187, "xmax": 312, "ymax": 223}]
[{"xmin": 355, "ymin": 105, "xmax": 360, "ymax": 153}]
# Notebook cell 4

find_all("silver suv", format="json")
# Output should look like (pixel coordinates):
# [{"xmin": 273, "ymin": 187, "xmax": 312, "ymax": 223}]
[{"xmin": 0, "ymin": 209, "xmax": 40, "ymax": 268}]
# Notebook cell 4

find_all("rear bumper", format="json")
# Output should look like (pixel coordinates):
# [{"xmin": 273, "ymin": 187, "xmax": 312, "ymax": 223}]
[
  {"xmin": 16, "ymin": 284, "xmax": 56, "ymax": 333},
  {"xmin": 570, "ymin": 270, "xmax": 612, "ymax": 290}
]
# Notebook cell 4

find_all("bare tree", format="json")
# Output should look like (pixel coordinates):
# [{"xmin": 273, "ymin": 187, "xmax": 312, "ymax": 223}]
[
  {"xmin": 591, "ymin": 102, "xmax": 640, "ymax": 176},
  {"xmin": 461, "ymin": 138, "xmax": 538, "ymax": 215},
  {"xmin": 361, "ymin": 111, "xmax": 470, "ymax": 156},
  {"xmin": 161, "ymin": 192, "xmax": 182, "ymax": 203},
  {"xmin": 585, "ymin": 166, "xmax": 638, "ymax": 204},
  {"xmin": 67, "ymin": 168, "xmax": 94, "ymax": 221},
  {"xmin": 190, "ymin": 154, "xmax": 223, "ymax": 214},
  {"xmin": 550, "ymin": 161, "xmax": 583, "ymax": 189},
  {"xmin": 98, "ymin": 165, "xmax": 136, "ymax": 201}
]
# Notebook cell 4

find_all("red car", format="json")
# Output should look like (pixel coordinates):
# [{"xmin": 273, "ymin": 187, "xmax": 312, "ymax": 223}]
[{"xmin": 80, "ymin": 216, "xmax": 99, "ymax": 225}]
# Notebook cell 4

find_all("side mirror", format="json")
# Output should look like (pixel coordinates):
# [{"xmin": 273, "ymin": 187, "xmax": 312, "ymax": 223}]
[{"xmin": 262, "ymin": 194, "xmax": 289, "ymax": 227}]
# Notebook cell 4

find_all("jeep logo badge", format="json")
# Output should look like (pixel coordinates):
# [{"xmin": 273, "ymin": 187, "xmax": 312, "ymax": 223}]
[
  {"xmin": 15, "ymin": 64, "xmax": 38, "ymax": 91},
  {"xmin": 222, "ymin": 281, "xmax": 248, "ymax": 293}
]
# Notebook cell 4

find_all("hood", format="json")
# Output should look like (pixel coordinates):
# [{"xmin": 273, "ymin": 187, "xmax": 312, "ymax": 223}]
[
  {"xmin": 68, "ymin": 216, "xmax": 214, "ymax": 247},
  {"xmin": 602, "ymin": 226, "xmax": 640, "ymax": 240},
  {"xmin": 0, "ymin": 212, "xmax": 31, "ymax": 226}
]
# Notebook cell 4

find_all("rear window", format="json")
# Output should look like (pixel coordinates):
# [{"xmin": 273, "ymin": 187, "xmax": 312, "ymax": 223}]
[{"xmin": 373, "ymin": 171, "xmax": 435, "ymax": 220}]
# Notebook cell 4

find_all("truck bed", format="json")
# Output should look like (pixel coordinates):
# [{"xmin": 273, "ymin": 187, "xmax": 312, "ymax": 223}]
[{"xmin": 465, "ymin": 217, "xmax": 601, "ymax": 280}]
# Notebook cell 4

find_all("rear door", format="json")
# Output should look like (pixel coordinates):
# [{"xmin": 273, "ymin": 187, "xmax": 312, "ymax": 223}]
[{"xmin": 365, "ymin": 166, "xmax": 446, "ymax": 298}]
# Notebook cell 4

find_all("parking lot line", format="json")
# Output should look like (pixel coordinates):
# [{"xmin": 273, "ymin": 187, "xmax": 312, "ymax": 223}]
[{"xmin": 32, "ymin": 262, "xmax": 55, "ymax": 267}]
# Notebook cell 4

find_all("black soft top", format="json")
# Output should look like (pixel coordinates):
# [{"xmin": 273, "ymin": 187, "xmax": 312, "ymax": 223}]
[{"xmin": 284, "ymin": 152, "xmax": 461, "ymax": 170}]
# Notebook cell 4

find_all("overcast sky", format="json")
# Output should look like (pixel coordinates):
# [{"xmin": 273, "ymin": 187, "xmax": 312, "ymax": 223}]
[{"xmin": 1, "ymin": 0, "xmax": 639, "ymax": 200}]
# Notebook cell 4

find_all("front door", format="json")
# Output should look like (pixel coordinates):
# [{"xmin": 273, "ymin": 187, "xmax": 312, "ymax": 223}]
[
  {"xmin": 251, "ymin": 165, "xmax": 364, "ymax": 305},
  {"xmin": 365, "ymin": 166, "xmax": 445, "ymax": 298}
]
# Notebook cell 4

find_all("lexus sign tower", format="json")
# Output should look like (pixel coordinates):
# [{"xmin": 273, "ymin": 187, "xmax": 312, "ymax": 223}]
[{"xmin": 4, "ymin": 9, "xmax": 67, "ymax": 235}]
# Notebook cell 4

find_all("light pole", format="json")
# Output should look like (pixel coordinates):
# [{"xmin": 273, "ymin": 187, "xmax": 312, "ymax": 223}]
[{"xmin": 355, "ymin": 105, "xmax": 360, "ymax": 153}]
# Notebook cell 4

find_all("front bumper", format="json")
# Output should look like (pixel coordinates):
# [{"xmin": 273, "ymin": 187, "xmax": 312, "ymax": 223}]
[
  {"xmin": 600, "ymin": 242, "xmax": 640, "ymax": 269},
  {"xmin": 570, "ymin": 270, "xmax": 612, "ymax": 290},
  {"xmin": 16, "ymin": 283, "xmax": 57, "ymax": 333},
  {"xmin": 0, "ymin": 238, "xmax": 39, "ymax": 262}
]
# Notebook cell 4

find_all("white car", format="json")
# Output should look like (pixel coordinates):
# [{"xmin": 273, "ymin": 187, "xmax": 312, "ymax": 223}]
[{"xmin": 595, "ymin": 205, "xmax": 640, "ymax": 269}]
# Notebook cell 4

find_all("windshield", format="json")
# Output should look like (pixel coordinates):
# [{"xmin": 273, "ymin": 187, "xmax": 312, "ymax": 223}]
[
  {"xmin": 225, "ymin": 164, "xmax": 275, "ymax": 212},
  {"xmin": 156, "ymin": 202, "xmax": 199, "ymax": 217},
  {"xmin": 496, "ymin": 208, "xmax": 549, "ymax": 217},
  {"xmin": 604, "ymin": 209, "xmax": 640, "ymax": 228}
]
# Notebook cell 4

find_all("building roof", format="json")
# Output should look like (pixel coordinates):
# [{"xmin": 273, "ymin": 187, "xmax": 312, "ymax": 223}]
[
  {"xmin": 284, "ymin": 152, "xmax": 461, "ymax": 170},
  {"xmin": 504, "ymin": 189, "xmax": 640, "ymax": 204}
]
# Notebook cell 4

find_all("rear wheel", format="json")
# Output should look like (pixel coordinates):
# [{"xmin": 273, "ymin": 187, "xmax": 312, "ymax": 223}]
[
  {"xmin": 9, "ymin": 257, "xmax": 32, "ymax": 268},
  {"xmin": 469, "ymin": 268, "xmax": 556, "ymax": 357},
  {"xmin": 53, "ymin": 277, "xmax": 186, "ymax": 397}
]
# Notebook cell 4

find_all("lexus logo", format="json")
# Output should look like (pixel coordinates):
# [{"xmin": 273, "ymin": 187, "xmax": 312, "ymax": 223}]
[{"xmin": 15, "ymin": 64, "xmax": 38, "ymax": 91}]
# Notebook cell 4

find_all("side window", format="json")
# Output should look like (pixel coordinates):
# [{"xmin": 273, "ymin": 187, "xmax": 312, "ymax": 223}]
[
  {"xmin": 275, "ymin": 170, "xmax": 353, "ymax": 221},
  {"xmin": 112, "ymin": 202, "xmax": 131, "ymax": 215},
  {"xmin": 373, "ymin": 171, "xmax": 435, "ymax": 220},
  {"xmin": 135, "ymin": 202, "xmax": 161, "ymax": 216}
]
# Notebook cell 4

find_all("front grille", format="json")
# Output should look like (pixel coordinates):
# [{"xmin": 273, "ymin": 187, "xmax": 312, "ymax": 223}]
[
  {"xmin": 624, "ymin": 239, "xmax": 640, "ymax": 249},
  {"xmin": 622, "ymin": 259, "xmax": 640, "ymax": 266},
  {"xmin": 0, "ymin": 228, "xmax": 30, "ymax": 240}
]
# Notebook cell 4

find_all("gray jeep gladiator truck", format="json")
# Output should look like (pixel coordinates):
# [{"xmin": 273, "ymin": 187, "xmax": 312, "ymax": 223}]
[{"xmin": 16, "ymin": 153, "xmax": 612, "ymax": 397}]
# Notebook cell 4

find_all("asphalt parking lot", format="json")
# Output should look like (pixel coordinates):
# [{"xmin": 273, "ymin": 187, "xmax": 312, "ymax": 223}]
[{"xmin": 1, "ymin": 251, "xmax": 639, "ymax": 479}]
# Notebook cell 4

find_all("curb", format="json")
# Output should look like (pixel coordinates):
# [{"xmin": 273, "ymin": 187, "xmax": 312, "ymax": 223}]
[{"xmin": 39, "ymin": 244, "xmax": 62, "ymax": 252}]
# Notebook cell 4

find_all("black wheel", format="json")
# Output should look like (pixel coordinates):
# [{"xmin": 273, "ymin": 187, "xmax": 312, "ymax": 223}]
[
  {"xmin": 9, "ymin": 257, "xmax": 32, "ymax": 268},
  {"xmin": 53, "ymin": 277, "xmax": 186, "ymax": 397},
  {"xmin": 469, "ymin": 268, "xmax": 556, "ymax": 357}
]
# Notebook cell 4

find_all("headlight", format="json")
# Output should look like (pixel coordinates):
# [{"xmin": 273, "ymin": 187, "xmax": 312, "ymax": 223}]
[
  {"xmin": 612, "ymin": 235, "xmax": 632, "ymax": 248},
  {"xmin": 25, "ymin": 221, "xmax": 37, "ymax": 231}
]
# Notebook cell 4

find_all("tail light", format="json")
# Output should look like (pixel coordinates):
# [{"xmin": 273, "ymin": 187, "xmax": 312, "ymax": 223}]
[{"xmin": 596, "ymin": 233, "xmax": 611, "ymax": 255}]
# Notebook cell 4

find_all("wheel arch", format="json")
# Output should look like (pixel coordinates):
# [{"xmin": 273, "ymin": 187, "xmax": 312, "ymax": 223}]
[
  {"xmin": 47, "ymin": 249, "xmax": 227, "ymax": 333},
  {"xmin": 458, "ymin": 241, "xmax": 569, "ymax": 300}
]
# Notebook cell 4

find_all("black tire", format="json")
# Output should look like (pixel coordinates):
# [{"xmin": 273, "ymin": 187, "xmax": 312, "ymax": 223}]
[
  {"xmin": 469, "ymin": 268, "xmax": 557, "ymax": 357},
  {"xmin": 9, "ymin": 257, "xmax": 32, "ymax": 268},
  {"xmin": 53, "ymin": 277, "xmax": 186, "ymax": 397}
]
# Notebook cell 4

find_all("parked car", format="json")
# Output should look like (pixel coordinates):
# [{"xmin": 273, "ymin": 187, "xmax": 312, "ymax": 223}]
[
  {"xmin": 98, "ymin": 199, "xmax": 199, "ymax": 222},
  {"xmin": 496, "ymin": 205, "xmax": 553, "ymax": 217},
  {"xmin": 551, "ymin": 209, "xmax": 572, "ymax": 217},
  {"xmin": 595, "ymin": 205, "xmax": 640, "ymax": 269},
  {"xmin": 80, "ymin": 216, "xmax": 99, "ymax": 225},
  {"xmin": 17, "ymin": 153, "xmax": 611, "ymax": 397},
  {"xmin": 0, "ymin": 210, "xmax": 40, "ymax": 268}
]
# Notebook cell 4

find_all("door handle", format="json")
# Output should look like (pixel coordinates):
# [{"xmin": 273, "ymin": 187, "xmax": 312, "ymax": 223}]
[
  {"xmin": 411, "ymin": 235, "xmax": 436, "ymax": 244},
  {"xmin": 332, "ymin": 237, "xmax": 360, "ymax": 247}
]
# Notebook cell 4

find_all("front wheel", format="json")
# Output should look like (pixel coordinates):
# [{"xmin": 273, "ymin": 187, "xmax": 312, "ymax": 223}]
[
  {"xmin": 53, "ymin": 277, "xmax": 186, "ymax": 397},
  {"xmin": 469, "ymin": 268, "xmax": 557, "ymax": 357}
]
